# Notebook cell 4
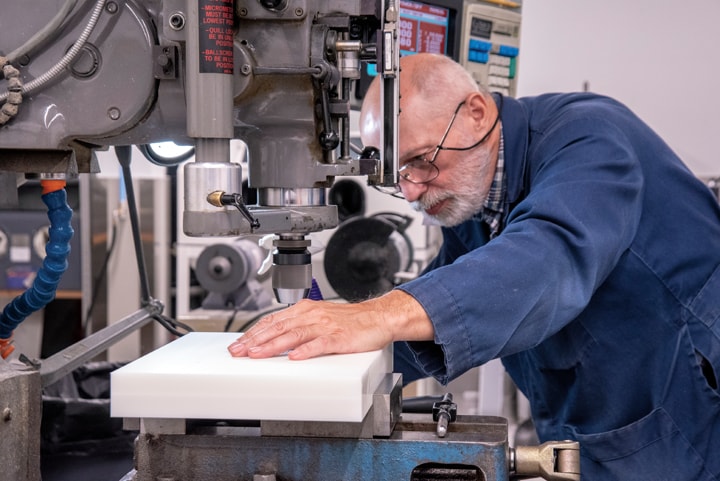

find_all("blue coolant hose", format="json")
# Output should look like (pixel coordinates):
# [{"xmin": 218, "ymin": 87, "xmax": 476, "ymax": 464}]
[{"xmin": 0, "ymin": 184, "xmax": 73, "ymax": 356}]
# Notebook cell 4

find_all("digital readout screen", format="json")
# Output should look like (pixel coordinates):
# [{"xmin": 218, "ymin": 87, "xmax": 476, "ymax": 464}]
[
  {"xmin": 398, "ymin": 0, "xmax": 450, "ymax": 56},
  {"xmin": 470, "ymin": 16, "xmax": 493, "ymax": 40}
]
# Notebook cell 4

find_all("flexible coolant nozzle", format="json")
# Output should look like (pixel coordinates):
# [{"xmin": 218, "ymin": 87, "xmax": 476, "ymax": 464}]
[
  {"xmin": 0, "ymin": 337, "xmax": 15, "ymax": 359},
  {"xmin": 0, "ymin": 180, "xmax": 73, "ymax": 345}
]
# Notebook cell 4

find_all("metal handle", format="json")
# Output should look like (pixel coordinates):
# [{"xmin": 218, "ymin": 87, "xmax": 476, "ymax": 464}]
[{"xmin": 512, "ymin": 440, "xmax": 581, "ymax": 481}]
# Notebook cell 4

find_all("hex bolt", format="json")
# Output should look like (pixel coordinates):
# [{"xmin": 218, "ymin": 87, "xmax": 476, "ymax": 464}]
[{"xmin": 108, "ymin": 107, "xmax": 121, "ymax": 120}]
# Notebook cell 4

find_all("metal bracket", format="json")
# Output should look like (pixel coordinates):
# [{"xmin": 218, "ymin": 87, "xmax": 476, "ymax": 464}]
[
  {"xmin": 372, "ymin": 372, "xmax": 402, "ymax": 437},
  {"xmin": 154, "ymin": 45, "xmax": 179, "ymax": 79}
]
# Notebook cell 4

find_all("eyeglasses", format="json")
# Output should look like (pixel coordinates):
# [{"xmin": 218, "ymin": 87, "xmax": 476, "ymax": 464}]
[{"xmin": 397, "ymin": 95, "xmax": 502, "ymax": 186}]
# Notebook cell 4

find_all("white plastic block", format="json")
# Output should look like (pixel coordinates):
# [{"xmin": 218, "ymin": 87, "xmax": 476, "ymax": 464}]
[{"xmin": 110, "ymin": 332, "xmax": 392, "ymax": 422}]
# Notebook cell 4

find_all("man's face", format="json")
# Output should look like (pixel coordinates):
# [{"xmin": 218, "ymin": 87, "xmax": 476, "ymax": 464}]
[
  {"xmin": 406, "ymin": 147, "xmax": 494, "ymax": 227},
  {"xmin": 398, "ymin": 100, "xmax": 495, "ymax": 227}
]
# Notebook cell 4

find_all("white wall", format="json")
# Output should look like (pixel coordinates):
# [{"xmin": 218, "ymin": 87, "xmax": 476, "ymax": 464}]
[{"xmin": 516, "ymin": 1, "xmax": 720, "ymax": 177}]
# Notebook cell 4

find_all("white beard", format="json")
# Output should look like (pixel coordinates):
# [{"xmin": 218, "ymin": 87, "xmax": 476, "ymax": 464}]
[{"xmin": 410, "ymin": 149, "xmax": 494, "ymax": 227}]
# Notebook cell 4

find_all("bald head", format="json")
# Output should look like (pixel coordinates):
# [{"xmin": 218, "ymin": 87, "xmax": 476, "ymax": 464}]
[{"xmin": 359, "ymin": 53, "xmax": 482, "ymax": 148}]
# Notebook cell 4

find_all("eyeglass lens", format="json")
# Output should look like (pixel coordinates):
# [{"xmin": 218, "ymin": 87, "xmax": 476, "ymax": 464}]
[{"xmin": 398, "ymin": 160, "xmax": 440, "ymax": 183}]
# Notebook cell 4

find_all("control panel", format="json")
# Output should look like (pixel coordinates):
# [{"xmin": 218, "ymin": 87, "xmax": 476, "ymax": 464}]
[{"xmin": 459, "ymin": 2, "xmax": 522, "ymax": 97}]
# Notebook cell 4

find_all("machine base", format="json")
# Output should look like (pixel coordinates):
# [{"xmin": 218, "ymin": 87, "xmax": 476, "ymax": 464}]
[{"xmin": 127, "ymin": 414, "xmax": 512, "ymax": 481}]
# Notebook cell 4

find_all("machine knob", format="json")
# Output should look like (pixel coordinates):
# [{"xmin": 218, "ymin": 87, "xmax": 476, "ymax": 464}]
[
  {"xmin": 259, "ymin": 0, "xmax": 287, "ymax": 11},
  {"xmin": 319, "ymin": 130, "xmax": 339, "ymax": 151}
]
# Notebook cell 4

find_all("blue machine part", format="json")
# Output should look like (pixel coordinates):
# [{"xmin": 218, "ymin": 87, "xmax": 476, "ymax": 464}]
[
  {"xmin": 0, "ymin": 188, "xmax": 73, "ymax": 339},
  {"xmin": 132, "ymin": 415, "xmax": 513, "ymax": 481}
]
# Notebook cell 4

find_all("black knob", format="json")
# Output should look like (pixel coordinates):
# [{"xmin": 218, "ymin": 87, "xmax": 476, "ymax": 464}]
[{"xmin": 319, "ymin": 130, "xmax": 340, "ymax": 151}]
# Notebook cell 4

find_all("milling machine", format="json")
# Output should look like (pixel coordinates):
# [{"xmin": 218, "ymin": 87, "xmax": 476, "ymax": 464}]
[
  {"xmin": 0, "ymin": 1, "xmax": 579, "ymax": 480},
  {"xmin": 0, "ymin": 0, "xmax": 399, "ymax": 303}
]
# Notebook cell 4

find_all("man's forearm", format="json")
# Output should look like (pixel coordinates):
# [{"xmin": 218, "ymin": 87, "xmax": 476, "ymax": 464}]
[{"xmin": 370, "ymin": 289, "xmax": 435, "ymax": 342}]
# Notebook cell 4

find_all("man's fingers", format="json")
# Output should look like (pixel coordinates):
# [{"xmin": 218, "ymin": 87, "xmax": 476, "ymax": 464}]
[
  {"xmin": 227, "ymin": 311, "xmax": 294, "ymax": 357},
  {"xmin": 227, "ymin": 339, "xmax": 247, "ymax": 357},
  {"xmin": 228, "ymin": 311, "xmax": 330, "ymax": 358},
  {"xmin": 246, "ymin": 322, "xmax": 329, "ymax": 358},
  {"xmin": 226, "ymin": 299, "xmax": 380, "ymax": 359},
  {"xmin": 286, "ymin": 335, "xmax": 332, "ymax": 360}
]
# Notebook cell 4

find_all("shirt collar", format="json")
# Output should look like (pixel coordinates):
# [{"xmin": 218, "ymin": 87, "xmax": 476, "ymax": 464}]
[{"xmin": 478, "ymin": 125, "xmax": 507, "ymax": 238}]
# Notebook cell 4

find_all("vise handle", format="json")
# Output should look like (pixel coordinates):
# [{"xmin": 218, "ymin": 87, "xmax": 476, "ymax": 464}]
[{"xmin": 512, "ymin": 440, "xmax": 580, "ymax": 481}]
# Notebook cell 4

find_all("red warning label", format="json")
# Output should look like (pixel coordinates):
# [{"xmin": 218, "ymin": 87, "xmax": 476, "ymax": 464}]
[{"xmin": 198, "ymin": 0, "xmax": 234, "ymax": 74}]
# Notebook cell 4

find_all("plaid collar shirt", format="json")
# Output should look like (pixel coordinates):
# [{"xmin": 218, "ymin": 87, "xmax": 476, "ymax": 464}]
[{"xmin": 475, "ymin": 126, "xmax": 507, "ymax": 239}]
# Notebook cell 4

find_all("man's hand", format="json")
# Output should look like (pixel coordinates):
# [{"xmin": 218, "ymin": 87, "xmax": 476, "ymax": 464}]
[{"xmin": 227, "ymin": 289, "xmax": 434, "ymax": 360}]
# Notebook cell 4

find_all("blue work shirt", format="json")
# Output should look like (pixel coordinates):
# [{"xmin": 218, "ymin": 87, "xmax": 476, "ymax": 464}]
[{"xmin": 395, "ymin": 93, "xmax": 720, "ymax": 480}]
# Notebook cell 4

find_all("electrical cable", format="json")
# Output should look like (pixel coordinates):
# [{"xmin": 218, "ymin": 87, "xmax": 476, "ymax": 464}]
[
  {"xmin": 5, "ymin": 0, "xmax": 81, "ymax": 64},
  {"xmin": 234, "ymin": 306, "xmax": 286, "ymax": 333},
  {"xmin": 223, "ymin": 308, "xmax": 240, "ymax": 332},
  {"xmin": 82, "ymin": 212, "xmax": 119, "ymax": 334},
  {"xmin": 232, "ymin": 292, "xmax": 343, "ymax": 334},
  {"xmin": 151, "ymin": 311, "xmax": 193, "ymax": 338},
  {"xmin": 0, "ymin": 0, "xmax": 106, "ymax": 103}
]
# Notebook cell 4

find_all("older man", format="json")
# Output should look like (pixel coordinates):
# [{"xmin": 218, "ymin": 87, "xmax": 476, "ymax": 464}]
[{"xmin": 229, "ymin": 53, "xmax": 720, "ymax": 480}]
